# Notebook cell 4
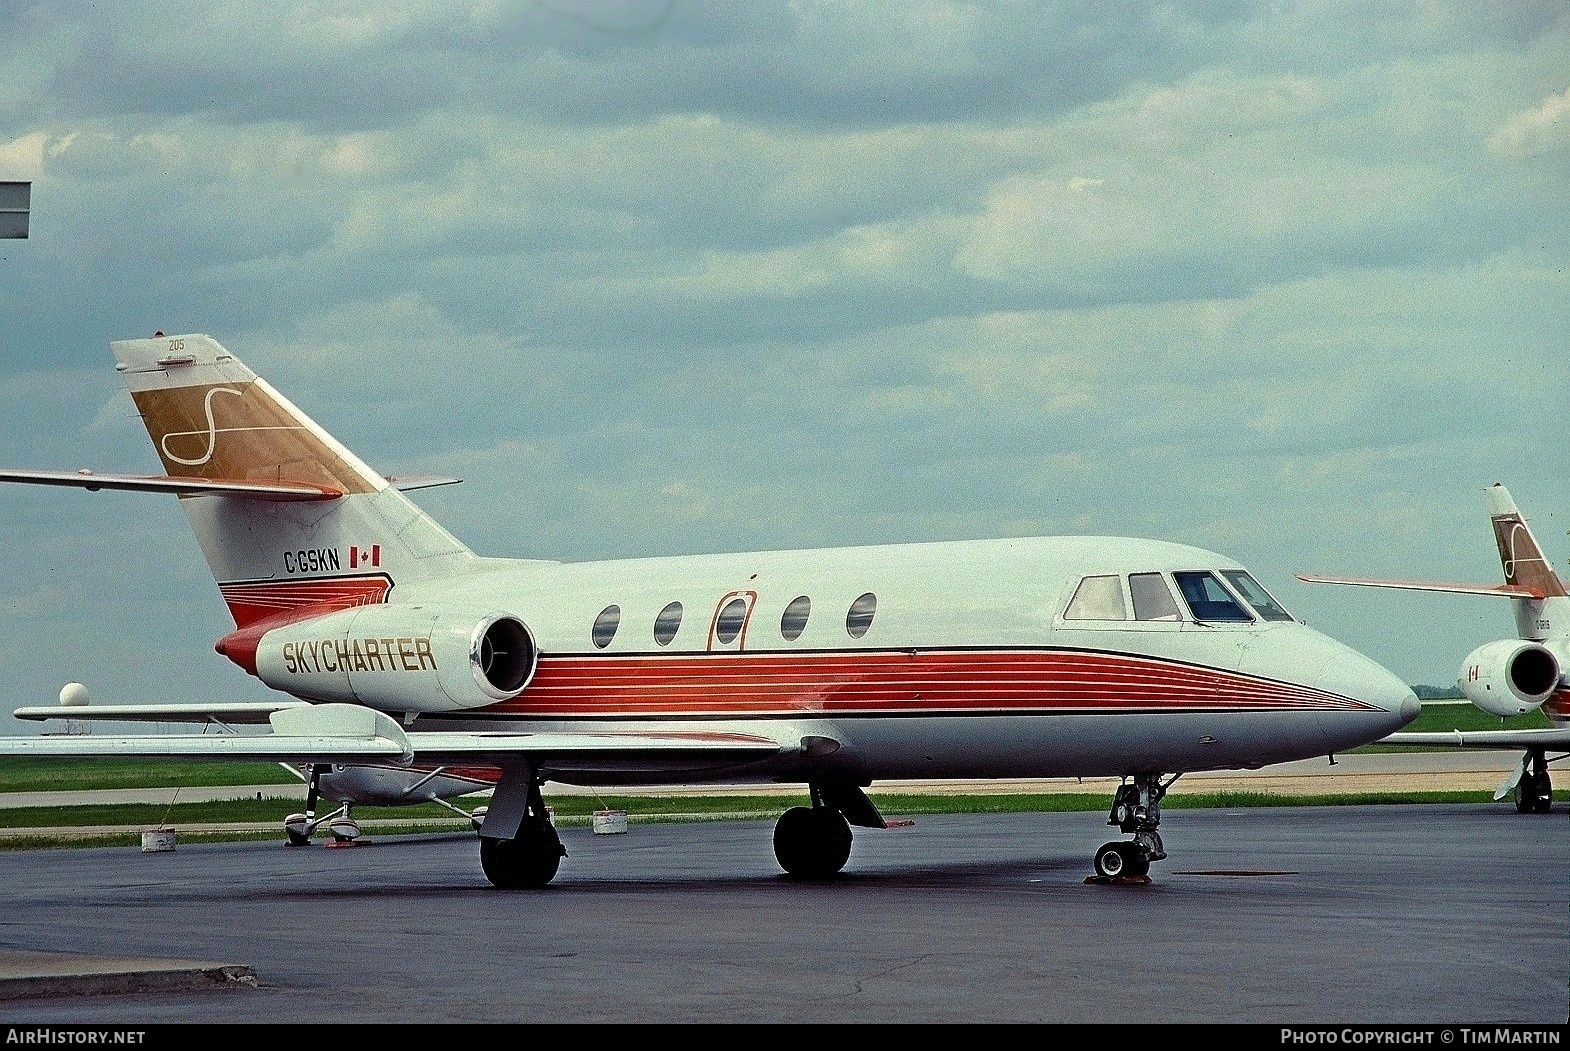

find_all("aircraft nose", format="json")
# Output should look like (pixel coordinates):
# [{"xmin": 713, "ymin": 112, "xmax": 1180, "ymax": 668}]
[{"xmin": 1311, "ymin": 637, "xmax": 1422, "ymax": 735}]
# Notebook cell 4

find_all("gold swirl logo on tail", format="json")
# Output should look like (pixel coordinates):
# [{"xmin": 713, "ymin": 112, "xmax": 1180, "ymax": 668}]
[{"xmin": 158, "ymin": 386, "xmax": 300, "ymax": 468}]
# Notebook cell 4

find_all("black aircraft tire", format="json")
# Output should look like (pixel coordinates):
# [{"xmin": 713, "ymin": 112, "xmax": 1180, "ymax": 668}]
[
  {"xmin": 1514, "ymin": 782, "xmax": 1534, "ymax": 814},
  {"xmin": 773, "ymin": 806, "xmax": 852, "ymax": 879},
  {"xmin": 1093, "ymin": 842, "xmax": 1127, "ymax": 879},
  {"xmin": 1531, "ymin": 773, "xmax": 1553, "ymax": 814},
  {"xmin": 1121, "ymin": 844, "xmax": 1151, "ymax": 878},
  {"xmin": 480, "ymin": 824, "xmax": 564, "ymax": 889}
]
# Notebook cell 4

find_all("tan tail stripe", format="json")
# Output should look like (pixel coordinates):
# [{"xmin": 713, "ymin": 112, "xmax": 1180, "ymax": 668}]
[{"xmin": 131, "ymin": 382, "xmax": 377, "ymax": 494}]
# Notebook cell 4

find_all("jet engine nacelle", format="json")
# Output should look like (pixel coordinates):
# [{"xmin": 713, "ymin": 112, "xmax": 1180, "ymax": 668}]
[
  {"xmin": 1457, "ymin": 638, "xmax": 1562, "ymax": 718},
  {"xmin": 253, "ymin": 605, "xmax": 538, "ymax": 713}
]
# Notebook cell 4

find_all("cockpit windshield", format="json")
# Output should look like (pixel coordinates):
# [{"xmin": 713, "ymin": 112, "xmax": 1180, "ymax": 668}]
[
  {"xmin": 1219, "ymin": 570, "xmax": 1295, "ymax": 622},
  {"xmin": 1172, "ymin": 571, "xmax": 1253, "ymax": 622},
  {"xmin": 1060, "ymin": 570, "xmax": 1285, "ymax": 626}
]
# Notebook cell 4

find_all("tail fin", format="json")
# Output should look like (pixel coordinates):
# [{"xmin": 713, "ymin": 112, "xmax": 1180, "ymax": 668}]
[
  {"xmin": 1485, "ymin": 483, "xmax": 1567, "ymax": 599},
  {"xmin": 1484, "ymin": 483, "xmax": 1569, "ymax": 644},
  {"xmin": 114, "ymin": 333, "xmax": 479, "ymax": 626}
]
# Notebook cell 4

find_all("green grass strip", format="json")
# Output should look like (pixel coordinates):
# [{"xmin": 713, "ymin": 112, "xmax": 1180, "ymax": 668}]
[{"xmin": 0, "ymin": 758, "xmax": 299, "ymax": 792}]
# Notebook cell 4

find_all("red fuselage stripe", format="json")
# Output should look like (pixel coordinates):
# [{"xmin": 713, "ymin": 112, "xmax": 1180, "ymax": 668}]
[
  {"xmin": 482, "ymin": 650, "xmax": 1374, "ymax": 717},
  {"xmin": 220, "ymin": 578, "xmax": 390, "ymax": 627}
]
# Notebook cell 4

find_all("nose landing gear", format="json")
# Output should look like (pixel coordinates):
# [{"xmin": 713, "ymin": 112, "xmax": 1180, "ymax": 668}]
[{"xmin": 1091, "ymin": 773, "xmax": 1178, "ymax": 882}]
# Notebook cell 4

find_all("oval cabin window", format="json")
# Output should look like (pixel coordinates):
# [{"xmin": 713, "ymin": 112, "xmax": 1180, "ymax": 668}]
[
  {"xmin": 592, "ymin": 604, "xmax": 621, "ymax": 649},
  {"xmin": 780, "ymin": 595, "xmax": 811, "ymax": 641},
  {"xmin": 654, "ymin": 601, "xmax": 683, "ymax": 646},
  {"xmin": 845, "ymin": 592, "xmax": 877, "ymax": 639},
  {"xmin": 715, "ymin": 597, "xmax": 748, "ymax": 644}
]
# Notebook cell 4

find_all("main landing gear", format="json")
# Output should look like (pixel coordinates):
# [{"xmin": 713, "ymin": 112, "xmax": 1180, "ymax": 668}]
[
  {"xmin": 478, "ymin": 777, "xmax": 566, "ymax": 889},
  {"xmin": 1092, "ymin": 773, "xmax": 1177, "ymax": 880},
  {"xmin": 770, "ymin": 782, "xmax": 890, "ymax": 878},
  {"xmin": 773, "ymin": 804, "xmax": 853, "ymax": 879},
  {"xmin": 1511, "ymin": 750, "xmax": 1555, "ymax": 815}
]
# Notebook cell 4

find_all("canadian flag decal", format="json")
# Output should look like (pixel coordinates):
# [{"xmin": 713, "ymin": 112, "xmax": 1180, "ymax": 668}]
[{"xmin": 350, "ymin": 544, "xmax": 382, "ymax": 569}]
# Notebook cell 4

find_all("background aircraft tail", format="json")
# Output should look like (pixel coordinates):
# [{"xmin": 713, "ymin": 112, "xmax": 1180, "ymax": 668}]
[
  {"xmin": 1485, "ymin": 482, "xmax": 1569, "ymax": 622},
  {"xmin": 113, "ymin": 333, "xmax": 481, "ymax": 628}
]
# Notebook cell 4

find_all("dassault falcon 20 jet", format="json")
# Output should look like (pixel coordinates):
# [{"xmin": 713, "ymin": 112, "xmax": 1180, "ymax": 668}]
[{"xmin": 0, "ymin": 333, "xmax": 1418, "ymax": 888}]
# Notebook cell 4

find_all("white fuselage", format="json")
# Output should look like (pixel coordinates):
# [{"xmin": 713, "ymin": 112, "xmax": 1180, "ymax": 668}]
[{"xmin": 274, "ymin": 534, "xmax": 1420, "ymax": 787}]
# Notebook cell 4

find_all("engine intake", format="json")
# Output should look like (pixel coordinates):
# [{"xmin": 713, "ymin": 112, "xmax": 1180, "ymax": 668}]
[
  {"xmin": 1457, "ymin": 638, "xmax": 1561, "ymax": 718},
  {"xmin": 251, "ymin": 605, "xmax": 539, "ymax": 712}
]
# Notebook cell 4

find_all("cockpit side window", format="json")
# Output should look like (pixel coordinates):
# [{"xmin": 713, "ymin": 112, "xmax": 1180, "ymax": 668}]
[
  {"xmin": 1220, "ymin": 570, "xmax": 1295, "ymax": 622},
  {"xmin": 1129, "ymin": 572, "xmax": 1182, "ymax": 621},
  {"xmin": 1064, "ymin": 574, "xmax": 1127, "ymax": 621},
  {"xmin": 1172, "ymin": 571, "xmax": 1253, "ymax": 622}
]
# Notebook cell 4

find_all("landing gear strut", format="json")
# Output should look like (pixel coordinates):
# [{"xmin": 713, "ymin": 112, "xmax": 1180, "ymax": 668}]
[
  {"xmin": 478, "ymin": 776, "xmax": 565, "ymax": 889},
  {"xmin": 1093, "ymin": 773, "xmax": 1177, "ymax": 879}
]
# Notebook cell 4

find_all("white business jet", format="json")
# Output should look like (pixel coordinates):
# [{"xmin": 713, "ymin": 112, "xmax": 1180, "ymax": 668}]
[{"xmin": 0, "ymin": 333, "xmax": 1417, "ymax": 887}]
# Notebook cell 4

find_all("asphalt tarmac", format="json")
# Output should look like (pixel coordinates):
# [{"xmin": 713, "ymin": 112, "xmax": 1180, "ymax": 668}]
[{"xmin": 0, "ymin": 801, "xmax": 1563, "ymax": 1025}]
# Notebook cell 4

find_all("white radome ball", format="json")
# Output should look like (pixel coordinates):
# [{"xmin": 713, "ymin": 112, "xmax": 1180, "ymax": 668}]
[{"xmin": 59, "ymin": 682, "xmax": 90, "ymax": 707}]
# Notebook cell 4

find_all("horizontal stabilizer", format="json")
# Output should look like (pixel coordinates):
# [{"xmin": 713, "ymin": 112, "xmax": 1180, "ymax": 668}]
[
  {"xmin": 1295, "ymin": 573, "xmax": 1544, "ymax": 600},
  {"xmin": 386, "ymin": 475, "xmax": 462, "ymax": 492},
  {"xmin": 0, "ymin": 468, "xmax": 342, "ymax": 502}
]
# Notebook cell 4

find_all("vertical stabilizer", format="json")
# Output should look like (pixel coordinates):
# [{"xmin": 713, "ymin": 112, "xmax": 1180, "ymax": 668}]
[
  {"xmin": 1485, "ymin": 483, "xmax": 1567, "ymax": 599},
  {"xmin": 114, "ymin": 333, "xmax": 480, "ymax": 626},
  {"xmin": 1484, "ymin": 483, "xmax": 1568, "ymax": 644}
]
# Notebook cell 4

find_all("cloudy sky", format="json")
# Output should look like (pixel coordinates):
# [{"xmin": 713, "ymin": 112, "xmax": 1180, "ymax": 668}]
[{"xmin": 1, "ymin": 1, "xmax": 1567, "ymax": 728}]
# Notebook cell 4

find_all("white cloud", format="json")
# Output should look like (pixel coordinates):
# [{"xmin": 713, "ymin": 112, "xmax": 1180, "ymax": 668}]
[{"xmin": 1488, "ymin": 86, "xmax": 1570, "ymax": 159}]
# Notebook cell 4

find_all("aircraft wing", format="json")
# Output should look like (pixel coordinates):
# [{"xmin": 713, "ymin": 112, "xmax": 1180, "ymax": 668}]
[
  {"xmin": 1380, "ymin": 728, "xmax": 1570, "ymax": 804},
  {"xmin": 13, "ymin": 702, "xmax": 310, "ymax": 726},
  {"xmin": 1379, "ymin": 728, "xmax": 1570, "ymax": 751},
  {"xmin": 1295, "ymin": 573, "xmax": 1544, "ymax": 599},
  {"xmin": 0, "ymin": 703, "xmax": 784, "ymax": 775}
]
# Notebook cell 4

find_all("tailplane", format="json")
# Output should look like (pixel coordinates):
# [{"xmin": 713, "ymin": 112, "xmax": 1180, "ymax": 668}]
[{"xmin": 113, "ymin": 333, "xmax": 480, "ymax": 626}]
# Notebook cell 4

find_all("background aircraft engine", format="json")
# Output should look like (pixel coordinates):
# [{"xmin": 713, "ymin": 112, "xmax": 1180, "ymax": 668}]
[
  {"xmin": 253, "ymin": 605, "xmax": 539, "ymax": 712},
  {"xmin": 1457, "ymin": 638, "xmax": 1561, "ymax": 718}
]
